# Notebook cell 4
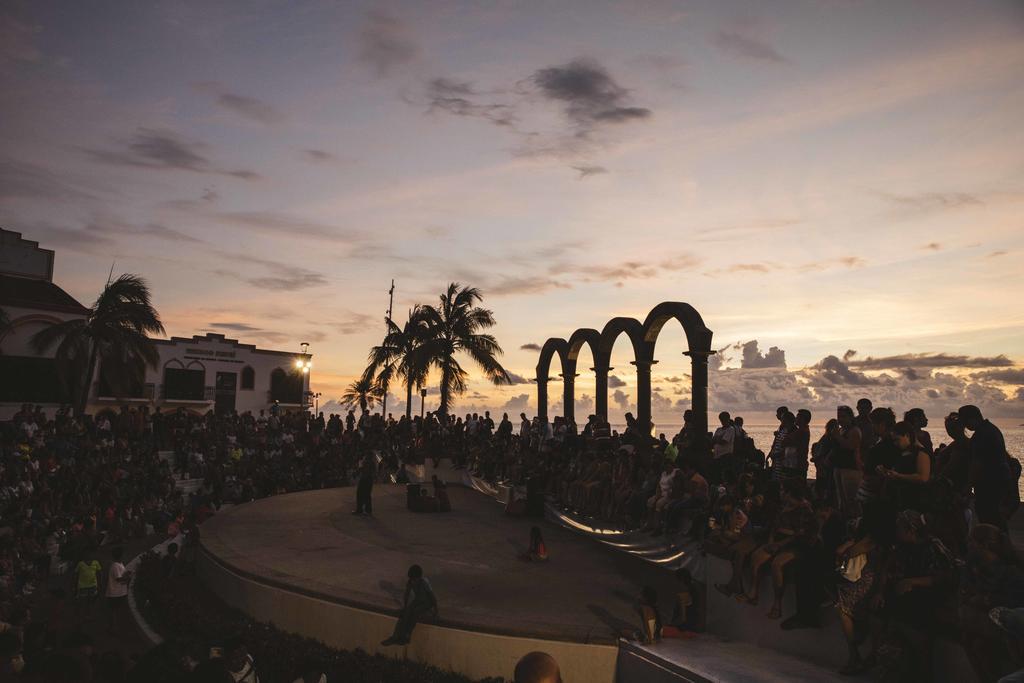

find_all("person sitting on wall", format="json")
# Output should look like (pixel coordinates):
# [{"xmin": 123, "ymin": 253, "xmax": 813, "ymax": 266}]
[
  {"xmin": 381, "ymin": 564, "xmax": 439, "ymax": 647},
  {"xmin": 432, "ymin": 475, "xmax": 451, "ymax": 512}
]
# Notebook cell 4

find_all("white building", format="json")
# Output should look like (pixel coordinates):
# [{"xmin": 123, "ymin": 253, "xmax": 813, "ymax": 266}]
[
  {"xmin": 0, "ymin": 229, "xmax": 89, "ymax": 419},
  {"xmin": 90, "ymin": 332, "xmax": 313, "ymax": 416},
  {"xmin": 1, "ymin": 228, "xmax": 313, "ymax": 418}
]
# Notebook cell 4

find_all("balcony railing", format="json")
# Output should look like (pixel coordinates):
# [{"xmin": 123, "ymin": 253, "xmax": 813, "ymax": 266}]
[
  {"xmin": 96, "ymin": 383, "xmax": 156, "ymax": 401},
  {"xmin": 160, "ymin": 385, "xmax": 215, "ymax": 402}
]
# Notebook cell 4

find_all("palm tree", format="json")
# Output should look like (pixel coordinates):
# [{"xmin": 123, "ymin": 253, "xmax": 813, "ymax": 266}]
[
  {"xmin": 419, "ymin": 282, "xmax": 511, "ymax": 415},
  {"xmin": 362, "ymin": 307, "xmax": 430, "ymax": 419},
  {"xmin": 340, "ymin": 375, "xmax": 383, "ymax": 413},
  {"xmin": 31, "ymin": 274, "xmax": 164, "ymax": 415}
]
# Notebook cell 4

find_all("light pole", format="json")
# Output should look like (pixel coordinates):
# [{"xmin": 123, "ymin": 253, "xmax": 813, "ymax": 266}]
[
  {"xmin": 420, "ymin": 388, "xmax": 427, "ymax": 418},
  {"xmin": 311, "ymin": 391, "xmax": 322, "ymax": 414}
]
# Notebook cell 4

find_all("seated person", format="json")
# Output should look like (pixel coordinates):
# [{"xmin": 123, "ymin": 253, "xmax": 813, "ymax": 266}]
[{"xmin": 664, "ymin": 568, "xmax": 699, "ymax": 636}]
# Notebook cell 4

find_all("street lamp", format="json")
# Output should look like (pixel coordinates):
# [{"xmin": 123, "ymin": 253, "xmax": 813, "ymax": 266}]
[{"xmin": 420, "ymin": 387, "xmax": 427, "ymax": 418}]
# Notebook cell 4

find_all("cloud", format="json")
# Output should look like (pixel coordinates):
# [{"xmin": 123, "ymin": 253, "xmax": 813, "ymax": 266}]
[
  {"xmin": 84, "ymin": 128, "xmax": 260, "ymax": 180},
  {"xmin": 0, "ymin": 158, "xmax": 96, "ymax": 202},
  {"xmin": 215, "ymin": 210, "xmax": 359, "ymax": 243},
  {"xmin": 970, "ymin": 369, "xmax": 1024, "ymax": 384},
  {"xmin": 808, "ymin": 355, "xmax": 896, "ymax": 386},
  {"xmin": 739, "ymin": 340, "xmax": 786, "ymax": 369},
  {"xmin": 425, "ymin": 78, "xmax": 516, "ymax": 127},
  {"xmin": 194, "ymin": 82, "xmax": 284, "ymax": 124},
  {"xmin": 302, "ymin": 149, "xmax": 336, "ymax": 163},
  {"xmin": 571, "ymin": 164, "xmax": 608, "ymax": 179},
  {"xmin": 714, "ymin": 21, "xmax": 786, "ymax": 64},
  {"xmin": 988, "ymin": 250, "xmax": 1008, "ymax": 258},
  {"xmin": 879, "ymin": 191, "xmax": 984, "ymax": 213},
  {"xmin": 208, "ymin": 322, "xmax": 261, "ymax": 332},
  {"xmin": 612, "ymin": 389, "xmax": 632, "ymax": 412},
  {"xmin": 486, "ymin": 276, "xmax": 572, "ymax": 296},
  {"xmin": 662, "ymin": 376, "xmax": 686, "ymax": 384},
  {"xmin": 214, "ymin": 251, "xmax": 328, "ymax": 291},
  {"xmin": 531, "ymin": 59, "xmax": 651, "ymax": 132},
  {"xmin": 506, "ymin": 372, "xmax": 531, "ymax": 385},
  {"xmin": 520, "ymin": 343, "xmax": 542, "ymax": 351},
  {"xmin": 329, "ymin": 312, "xmax": 377, "ymax": 335},
  {"xmin": 608, "ymin": 374, "xmax": 627, "ymax": 388},
  {"xmin": 847, "ymin": 353, "xmax": 1014, "ymax": 369},
  {"xmin": 922, "ymin": 242, "xmax": 942, "ymax": 251},
  {"xmin": 0, "ymin": 12, "xmax": 42, "ymax": 64},
  {"xmin": 503, "ymin": 393, "xmax": 531, "ymax": 412},
  {"xmin": 358, "ymin": 10, "xmax": 418, "ymax": 77}
]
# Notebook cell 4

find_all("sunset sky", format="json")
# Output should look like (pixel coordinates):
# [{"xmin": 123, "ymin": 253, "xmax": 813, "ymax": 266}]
[{"xmin": 3, "ymin": 0, "xmax": 1023, "ymax": 424}]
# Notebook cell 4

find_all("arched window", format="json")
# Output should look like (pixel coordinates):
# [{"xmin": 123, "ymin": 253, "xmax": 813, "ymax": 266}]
[
  {"xmin": 240, "ymin": 366, "xmax": 255, "ymax": 390},
  {"xmin": 164, "ymin": 359, "xmax": 205, "ymax": 400}
]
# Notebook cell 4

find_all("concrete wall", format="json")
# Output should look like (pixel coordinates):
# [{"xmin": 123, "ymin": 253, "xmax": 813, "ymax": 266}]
[{"xmin": 198, "ymin": 549, "xmax": 618, "ymax": 683}]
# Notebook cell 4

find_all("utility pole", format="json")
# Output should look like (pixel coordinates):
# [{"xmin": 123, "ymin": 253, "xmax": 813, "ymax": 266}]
[{"xmin": 381, "ymin": 279, "xmax": 395, "ymax": 417}]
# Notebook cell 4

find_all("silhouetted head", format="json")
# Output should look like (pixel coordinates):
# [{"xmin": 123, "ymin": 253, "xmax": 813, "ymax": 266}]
[
  {"xmin": 407, "ymin": 564, "xmax": 424, "ymax": 580},
  {"xmin": 944, "ymin": 412, "xmax": 966, "ymax": 440},
  {"xmin": 718, "ymin": 411, "xmax": 731, "ymax": 426},
  {"xmin": 836, "ymin": 405, "xmax": 854, "ymax": 426},
  {"xmin": 776, "ymin": 406, "xmax": 789, "ymax": 421},
  {"xmin": 958, "ymin": 405, "xmax": 984, "ymax": 431},
  {"xmin": 796, "ymin": 409, "xmax": 811, "ymax": 426},
  {"xmin": 514, "ymin": 651, "xmax": 562, "ymax": 683},
  {"xmin": 856, "ymin": 398, "xmax": 872, "ymax": 416},
  {"xmin": 904, "ymin": 408, "xmax": 928, "ymax": 429},
  {"xmin": 869, "ymin": 407, "xmax": 896, "ymax": 436}
]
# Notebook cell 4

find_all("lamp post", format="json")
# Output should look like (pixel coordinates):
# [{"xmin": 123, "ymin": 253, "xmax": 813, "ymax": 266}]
[
  {"xmin": 311, "ymin": 391, "xmax": 322, "ymax": 414},
  {"xmin": 420, "ymin": 388, "xmax": 427, "ymax": 418}
]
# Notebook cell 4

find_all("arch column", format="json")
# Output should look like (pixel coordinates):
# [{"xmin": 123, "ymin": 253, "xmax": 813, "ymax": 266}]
[
  {"xmin": 684, "ymin": 350, "xmax": 713, "ymax": 436},
  {"xmin": 535, "ymin": 371, "xmax": 549, "ymax": 419},
  {"xmin": 560, "ymin": 372, "xmax": 579, "ymax": 424},
  {"xmin": 592, "ymin": 365, "xmax": 612, "ymax": 422},
  {"xmin": 631, "ymin": 359, "xmax": 657, "ymax": 435}
]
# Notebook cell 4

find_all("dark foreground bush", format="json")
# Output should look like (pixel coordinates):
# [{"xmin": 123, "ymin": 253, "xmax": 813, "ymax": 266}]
[{"xmin": 130, "ymin": 552, "xmax": 500, "ymax": 683}]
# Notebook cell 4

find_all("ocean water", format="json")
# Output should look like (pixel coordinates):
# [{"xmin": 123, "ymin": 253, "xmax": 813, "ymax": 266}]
[{"xmin": 612, "ymin": 423, "xmax": 1024, "ymax": 494}]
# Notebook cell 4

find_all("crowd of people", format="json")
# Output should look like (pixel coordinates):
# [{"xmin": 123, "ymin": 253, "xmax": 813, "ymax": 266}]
[{"xmin": 1, "ymin": 396, "xmax": 1022, "ymax": 681}]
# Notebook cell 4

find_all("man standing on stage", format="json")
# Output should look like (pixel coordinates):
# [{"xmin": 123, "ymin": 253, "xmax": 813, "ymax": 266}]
[{"xmin": 353, "ymin": 454, "xmax": 376, "ymax": 516}]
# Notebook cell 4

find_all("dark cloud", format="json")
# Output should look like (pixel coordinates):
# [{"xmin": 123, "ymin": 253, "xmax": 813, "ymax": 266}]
[
  {"xmin": 520, "ymin": 343, "xmax": 542, "ymax": 351},
  {"xmin": 880, "ymin": 191, "xmax": 983, "ymax": 212},
  {"xmin": 487, "ymin": 276, "xmax": 571, "ymax": 296},
  {"xmin": 358, "ymin": 10, "xmax": 418, "ymax": 77},
  {"xmin": 612, "ymin": 389, "xmax": 632, "ymax": 411},
  {"xmin": 571, "ymin": 164, "xmax": 608, "ymax": 179},
  {"xmin": 608, "ymin": 374, "xmax": 627, "ymax": 388},
  {"xmin": 531, "ymin": 59, "xmax": 651, "ymax": 133},
  {"xmin": 425, "ymin": 78, "xmax": 516, "ymax": 126},
  {"xmin": 899, "ymin": 367, "xmax": 929, "ymax": 381},
  {"xmin": 970, "ymin": 369, "xmax": 1024, "ymax": 384},
  {"xmin": 739, "ymin": 340, "xmax": 786, "ymax": 369},
  {"xmin": 85, "ymin": 128, "xmax": 260, "ymax": 180},
  {"xmin": 214, "ymin": 251, "xmax": 328, "ymax": 292},
  {"xmin": 714, "ymin": 26, "xmax": 786, "ymax": 64},
  {"xmin": 208, "ymin": 322, "xmax": 261, "ymax": 332},
  {"xmin": 302, "ymin": 149, "xmax": 336, "ymax": 163},
  {"xmin": 988, "ymin": 250, "xmax": 1008, "ymax": 258},
  {"xmin": 0, "ymin": 158, "xmax": 95, "ymax": 202},
  {"xmin": 506, "ymin": 372, "xmax": 531, "ymax": 385},
  {"xmin": 329, "ymin": 312, "xmax": 377, "ymax": 335},
  {"xmin": 843, "ymin": 349, "xmax": 857, "ymax": 362},
  {"xmin": 922, "ymin": 242, "xmax": 942, "ymax": 251},
  {"xmin": 216, "ymin": 92, "xmax": 283, "ymax": 124},
  {"xmin": 215, "ymin": 210, "xmax": 359, "ymax": 243},
  {"xmin": 194, "ymin": 82, "xmax": 284, "ymax": 124},
  {"xmin": 808, "ymin": 355, "xmax": 896, "ymax": 386},
  {"xmin": 848, "ymin": 353, "xmax": 1013, "ymax": 370},
  {"xmin": 662, "ymin": 376, "xmax": 686, "ymax": 384}
]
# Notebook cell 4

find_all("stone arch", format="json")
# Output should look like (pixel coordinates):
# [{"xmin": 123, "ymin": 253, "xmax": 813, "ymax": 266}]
[
  {"xmin": 534, "ymin": 338, "xmax": 568, "ymax": 419},
  {"xmin": 641, "ymin": 302, "xmax": 715, "ymax": 437},
  {"xmin": 562, "ymin": 328, "xmax": 601, "ymax": 424},
  {"xmin": 534, "ymin": 302, "xmax": 715, "ymax": 438}
]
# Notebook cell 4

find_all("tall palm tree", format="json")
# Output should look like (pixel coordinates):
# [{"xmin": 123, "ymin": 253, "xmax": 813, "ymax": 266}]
[
  {"xmin": 362, "ymin": 307, "xmax": 430, "ymax": 419},
  {"xmin": 31, "ymin": 274, "xmax": 164, "ymax": 415},
  {"xmin": 340, "ymin": 376, "xmax": 383, "ymax": 413},
  {"xmin": 419, "ymin": 282, "xmax": 511, "ymax": 415}
]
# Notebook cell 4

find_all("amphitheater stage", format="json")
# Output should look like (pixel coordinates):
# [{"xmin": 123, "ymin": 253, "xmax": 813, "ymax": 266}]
[{"xmin": 198, "ymin": 485, "xmax": 681, "ymax": 683}]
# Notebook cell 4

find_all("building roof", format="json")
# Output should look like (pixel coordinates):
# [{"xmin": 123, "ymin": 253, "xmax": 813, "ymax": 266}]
[
  {"xmin": 153, "ymin": 332, "xmax": 306, "ymax": 358},
  {"xmin": 0, "ymin": 273, "xmax": 89, "ymax": 315}
]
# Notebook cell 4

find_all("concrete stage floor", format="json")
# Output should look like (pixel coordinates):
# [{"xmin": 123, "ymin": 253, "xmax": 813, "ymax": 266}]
[{"xmin": 201, "ymin": 485, "xmax": 680, "ymax": 645}]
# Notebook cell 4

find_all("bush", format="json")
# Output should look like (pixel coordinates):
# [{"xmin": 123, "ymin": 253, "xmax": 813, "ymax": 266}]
[{"xmin": 131, "ymin": 552, "xmax": 500, "ymax": 683}]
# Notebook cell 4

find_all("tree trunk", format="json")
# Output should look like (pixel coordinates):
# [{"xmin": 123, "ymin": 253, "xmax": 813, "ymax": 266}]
[
  {"xmin": 439, "ymin": 360, "xmax": 450, "ymax": 417},
  {"xmin": 405, "ymin": 378, "xmax": 413, "ymax": 419},
  {"xmin": 77, "ymin": 340, "xmax": 98, "ymax": 417}
]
